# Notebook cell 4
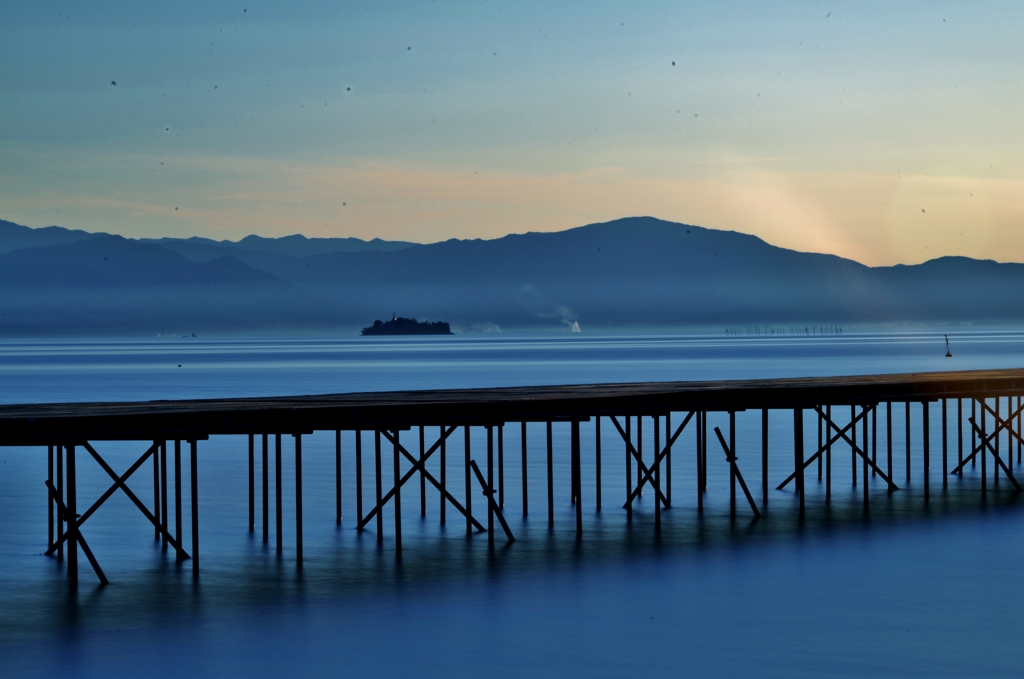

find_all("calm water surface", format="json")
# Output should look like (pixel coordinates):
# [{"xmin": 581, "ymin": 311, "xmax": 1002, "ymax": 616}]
[{"xmin": 2, "ymin": 330, "xmax": 1024, "ymax": 677}]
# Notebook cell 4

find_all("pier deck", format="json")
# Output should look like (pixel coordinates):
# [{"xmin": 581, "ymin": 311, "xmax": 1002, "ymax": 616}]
[{"xmin": 4, "ymin": 369, "xmax": 1024, "ymax": 443}]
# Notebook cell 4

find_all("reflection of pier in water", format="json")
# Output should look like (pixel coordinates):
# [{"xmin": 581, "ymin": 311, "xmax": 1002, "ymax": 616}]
[{"xmin": 3, "ymin": 368, "xmax": 1023, "ymax": 588}]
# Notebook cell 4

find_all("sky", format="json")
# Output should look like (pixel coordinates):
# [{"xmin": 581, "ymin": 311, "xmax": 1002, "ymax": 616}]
[{"xmin": 0, "ymin": 1, "xmax": 1020, "ymax": 266}]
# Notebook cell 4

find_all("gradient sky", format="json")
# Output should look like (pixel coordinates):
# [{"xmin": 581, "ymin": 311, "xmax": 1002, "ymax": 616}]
[{"xmin": 1, "ymin": 1, "xmax": 1020, "ymax": 265}]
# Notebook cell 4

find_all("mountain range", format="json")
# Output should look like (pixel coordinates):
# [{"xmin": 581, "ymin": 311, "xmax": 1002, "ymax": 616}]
[{"xmin": 1, "ymin": 216, "xmax": 1022, "ymax": 335}]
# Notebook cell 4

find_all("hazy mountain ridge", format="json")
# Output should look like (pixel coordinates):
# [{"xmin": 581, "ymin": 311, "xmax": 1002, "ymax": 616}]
[
  {"xmin": 0, "ymin": 219, "xmax": 106, "ymax": 255},
  {"xmin": 0, "ymin": 216, "xmax": 1022, "ymax": 335},
  {"xmin": 142, "ymin": 233, "xmax": 416, "ymax": 263},
  {"xmin": 0, "ymin": 235, "xmax": 288, "ymax": 288}
]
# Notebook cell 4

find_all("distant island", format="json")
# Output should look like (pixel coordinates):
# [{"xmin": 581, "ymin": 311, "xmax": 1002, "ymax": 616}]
[{"xmin": 361, "ymin": 315, "xmax": 453, "ymax": 336}]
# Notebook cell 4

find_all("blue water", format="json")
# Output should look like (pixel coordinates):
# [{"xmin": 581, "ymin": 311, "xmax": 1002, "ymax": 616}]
[{"xmin": 2, "ymin": 330, "xmax": 1024, "ymax": 677}]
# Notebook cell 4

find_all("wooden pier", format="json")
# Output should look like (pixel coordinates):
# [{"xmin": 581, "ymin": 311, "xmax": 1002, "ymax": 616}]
[{"xmin": 4, "ymin": 368, "xmax": 1024, "ymax": 588}]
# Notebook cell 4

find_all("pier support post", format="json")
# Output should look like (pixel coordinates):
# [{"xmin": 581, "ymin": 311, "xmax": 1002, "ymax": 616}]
[
  {"xmin": 498, "ymin": 425, "xmax": 505, "ymax": 509},
  {"xmin": 520, "ymin": 422, "xmax": 528, "ymax": 517},
  {"xmin": 794, "ymin": 409, "xmax": 804, "ymax": 516},
  {"xmin": 625, "ymin": 417, "xmax": 633, "ymax": 521},
  {"xmin": 393, "ymin": 430, "xmax": 402, "ymax": 556},
  {"xmin": 886, "ymin": 403, "xmax": 893, "ymax": 491},
  {"xmin": 702, "ymin": 411, "xmax": 709, "ymax": 492},
  {"xmin": 995, "ymin": 399, "xmax": 1000, "ymax": 484},
  {"xmin": 729, "ymin": 411, "xmax": 737, "ymax": 521},
  {"xmin": 981, "ymin": 401, "xmax": 987, "ymax": 496},
  {"xmin": 419, "ymin": 426, "xmax": 426, "ymax": 517},
  {"xmin": 417, "ymin": 428, "xmax": 425, "ymax": 518},
  {"xmin": 972, "ymin": 399, "xmax": 977, "ymax": 468},
  {"xmin": 1003, "ymin": 395, "xmax": 1011, "ymax": 471},
  {"xmin": 958, "ymin": 399, "xmax": 963, "ymax": 470},
  {"xmin": 465, "ymin": 426, "xmax": 473, "ymax": 536},
  {"xmin": 1010, "ymin": 396, "xmax": 1016, "ymax": 467},
  {"xmin": 825, "ymin": 405, "xmax": 832, "ymax": 503},
  {"xmin": 154, "ymin": 439, "xmax": 161, "ymax": 540},
  {"xmin": 440, "ymin": 425, "xmax": 447, "ymax": 523},
  {"xmin": 356, "ymin": 431, "xmax": 364, "ymax": 530},
  {"xmin": 161, "ymin": 441, "xmax": 168, "ymax": 551},
  {"xmin": 636, "ymin": 416, "xmax": 643, "ymax": 498},
  {"xmin": 262, "ymin": 434, "xmax": 268, "ymax": 543},
  {"xmin": 665, "ymin": 413, "xmax": 672, "ymax": 505},
  {"xmin": 487, "ymin": 426, "xmax": 495, "ymax": 546},
  {"xmin": 696, "ymin": 411, "xmax": 703, "ymax": 514},
  {"xmin": 654, "ymin": 417, "xmax": 662, "ymax": 532},
  {"xmin": 923, "ymin": 402, "xmax": 930, "ymax": 502},
  {"xmin": 190, "ymin": 440, "xmax": 199, "ymax": 579},
  {"xmin": 175, "ymin": 440, "xmax": 183, "ymax": 561},
  {"xmin": 872, "ymin": 406, "xmax": 877, "ymax": 478},
  {"xmin": 1009, "ymin": 396, "xmax": 1014, "ymax": 469},
  {"xmin": 569, "ymin": 420, "xmax": 576, "ymax": 506},
  {"xmin": 863, "ymin": 407, "xmax": 869, "ymax": 512},
  {"xmin": 762, "ymin": 409, "xmax": 769, "ymax": 507},
  {"xmin": 376, "ymin": 430, "xmax": 384, "ymax": 542},
  {"xmin": 546, "ymin": 422, "xmax": 554, "ymax": 527},
  {"xmin": 906, "ymin": 402, "xmax": 912, "ymax": 482},
  {"xmin": 942, "ymin": 399, "xmax": 948, "ymax": 487},
  {"xmin": 851, "ymin": 406, "xmax": 857, "ymax": 487},
  {"xmin": 573, "ymin": 420, "xmax": 583, "ymax": 537},
  {"xmin": 248, "ymin": 434, "xmax": 254, "ymax": 533},
  {"xmin": 56, "ymin": 444, "xmax": 63, "ymax": 561},
  {"xmin": 295, "ymin": 434, "xmax": 303, "ymax": 564},
  {"xmin": 276, "ymin": 434, "xmax": 283, "ymax": 553},
  {"xmin": 337, "ymin": 430, "xmax": 343, "ymax": 525},
  {"xmin": 47, "ymin": 445, "xmax": 54, "ymax": 551},
  {"xmin": 595, "ymin": 417, "xmax": 602, "ymax": 511},
  {"xmin": 817, "ymin": 410, "xmax": 823, "ymax": 481},
  {"xmin": 66, "ymin": 444, "xmax": 78, "ymax": 587}
]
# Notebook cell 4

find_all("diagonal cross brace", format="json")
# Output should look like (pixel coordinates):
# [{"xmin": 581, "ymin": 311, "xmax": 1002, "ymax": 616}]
[
  {"xmin": 363, "ymin": 428, "xmax": 486, "ymax": 533},
  {"xmin": 967, "ymin": 417, "xmax": 1022, "ymax": 491},
  {"xmin": 469, "ymin": 460, "xmax": 515, "ymax": 543},
  {"xmin": 609, "ymin": 416, "xmax": 670, "ymax": 508},
  {"xmin": 776, "ymin": 408, "xmax": 863, "ymax": 488},
  {"xmin": 978, "ymin": 398, "xmax": 1024, "ymax": 446},
  {"xmin": 45, "ymin": 442, "xmax": 156, "ymax": 555},
  {"xmin": 82, "ymin": 442, "xmax": 190, "ymax": 556},
  {"xmin": 46, "ymin": 442, "xmax": 189, "ymax": 559},
  {"xmin": 620, "ymin": 411, "xmax": 694, "ymax": 509},
  {"xmin": 951, "ymin": 400, "xmax": 1024, "ymax": 475},
  {"xmin": 45, "ymin": 480, "xmax": 108, "ymax": 586},
  {"xmin": 950, "ymin": 427, "xmax": 999, "ymax": 475},
  {"xmin": 776, "ymin": 407, "xmax": 884, "ymax": 490},
  {"xmin": 712, "ymin": 426, "xmax": 761, "ymax": 519},
  {"xmin": 358, "ymin": 426, "xmax": 455, "ymax": 528},
  {"xmin": 790, "ymin": 405, "xmax": 897, "ymax": 491}
]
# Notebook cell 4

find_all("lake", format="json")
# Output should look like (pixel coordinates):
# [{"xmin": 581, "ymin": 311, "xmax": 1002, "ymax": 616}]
[{"xmin": 2, "ymin": 329, "xmax": 1024, "ymax": 677}]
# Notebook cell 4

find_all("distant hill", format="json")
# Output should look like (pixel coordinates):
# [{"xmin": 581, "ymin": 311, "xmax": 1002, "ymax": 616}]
[
  {"xmin": 1, "ymin": 216, "xmax": 1023, "ymax": 335},
  {"xmin": 0, "ymin": 235, "xmax": 316, "ymax": 335},
  {"xmin": 0, "ymin": 219, "xmax": 105, "ymax": 255},
  {"xmin": 141, "ymin": 233, "xmax": 416, "ymax": 263}
]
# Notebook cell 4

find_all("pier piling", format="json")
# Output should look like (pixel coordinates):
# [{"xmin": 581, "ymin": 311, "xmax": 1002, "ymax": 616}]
[{"xmin": 190, "ymin": 440, "xmax": 198, "ymax": 578}]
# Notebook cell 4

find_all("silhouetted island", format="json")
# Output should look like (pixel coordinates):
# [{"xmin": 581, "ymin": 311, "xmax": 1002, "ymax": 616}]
[{"xmin": 361, "ymin": 314, "xmax": 453, "ymax": 336}]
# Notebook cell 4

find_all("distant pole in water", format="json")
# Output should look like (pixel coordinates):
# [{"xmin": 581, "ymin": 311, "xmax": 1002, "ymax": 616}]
[{"xmin": 945, "ymin": 334, "xmax": 953, "ymax": 358}]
